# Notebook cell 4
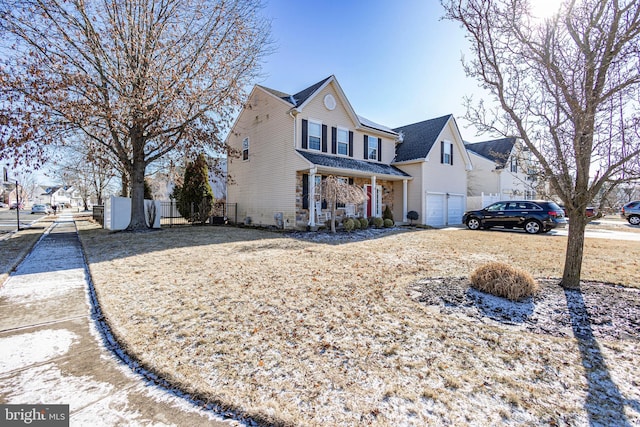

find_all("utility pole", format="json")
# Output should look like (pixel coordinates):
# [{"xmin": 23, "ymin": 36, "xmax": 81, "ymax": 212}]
[{"xmin": 4, "ymin": 166, "xmax": 21, "ymax": 231}]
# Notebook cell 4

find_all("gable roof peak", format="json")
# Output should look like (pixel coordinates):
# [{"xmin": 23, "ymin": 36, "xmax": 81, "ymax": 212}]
[
  {"xmin": 465, "ymin": 137, "xmax": 517, "ymax": 167},
  {"xmin": 258, "ymin": 75, "xmax": 334, "ymax": 107}
]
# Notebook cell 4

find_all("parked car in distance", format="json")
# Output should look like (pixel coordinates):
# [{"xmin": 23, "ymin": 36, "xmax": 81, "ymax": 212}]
[
  {"xmin": 621, "ymin": 201, "xmax": 640, "ymax": 225},
  {"xmin": 31, "ymin": 204, "xmax": 50, "ymax": 214},
  {"xmin": 0, "ymin": 201, "xmax": 7, "ymax": 208},
  {"xmin": 463, "ymin": 200, "xmax": 567, "ymax": 234},
  {"xmin": 10, "ymin": 202, "xmax": 24, "ymax": 210}
]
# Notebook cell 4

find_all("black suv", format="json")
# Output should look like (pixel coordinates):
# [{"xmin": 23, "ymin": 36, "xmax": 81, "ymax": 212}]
[
  {"xmin": 621, "ymin": 201, "xmax": 640, "ymax": 225},
  {"xmin": 462, "ymin": 200, "xmax": 567, "ymax": 234}
]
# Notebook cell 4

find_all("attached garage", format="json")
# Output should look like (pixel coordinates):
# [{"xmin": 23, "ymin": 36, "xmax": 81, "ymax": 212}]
[{"xmin": 425, "ymin": 193, "xmax": 465, "ymax": 227}]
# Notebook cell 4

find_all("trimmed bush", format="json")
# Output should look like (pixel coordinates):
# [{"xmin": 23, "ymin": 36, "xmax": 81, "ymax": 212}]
[
  {"xmin": 383, "ymin": 218, "xmax": 394, "ymax": 228},
  {"xmin": 352, "ymin": 217, "xmax": 361, "ymax": 229},
  {"xmin": 407, "ymin": 210, "xmax": 419, "ymax": 225},
  {"xmin": 343, "ymin": 218, "xmax": 355, "ymax": 232},
  {"xmin": 359, "ymin": 217, "xmax": 369, "ymax": 229},
  {"xmin": 470, "ymin": 262, "xmax": 538, "ymax": 301},
  {"xmin": 372, "ymin": 217, "xmax": 384, "ymax": 228},
  {"xmin": 383, "ymin": 205, "xmax": 394, "ymax": 222}
]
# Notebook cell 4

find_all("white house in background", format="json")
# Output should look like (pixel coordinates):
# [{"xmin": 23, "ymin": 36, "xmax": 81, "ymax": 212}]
[
  {"xmin": 392, "ymin": 115, "xmax": 473, "ymax": 227},
  {"xmin": 465, "ymin": 137, "xmax": 537, "ymax": 209},
  {"xmin": 40, "ymin": 185, "xmax": 83, "ymax": 207}
]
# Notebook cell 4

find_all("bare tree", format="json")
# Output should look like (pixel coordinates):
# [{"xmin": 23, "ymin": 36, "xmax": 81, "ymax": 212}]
[
  {"xmin": 0, "ymin": 0, "xmax": 270, "ymax": 230},
  {"xmin": 443, "ymin": 0, "xmax": 640, "ymax": 288},
  {"xmin": 321, "ymin": 175, "xmax": 368, "ymax": 233}
]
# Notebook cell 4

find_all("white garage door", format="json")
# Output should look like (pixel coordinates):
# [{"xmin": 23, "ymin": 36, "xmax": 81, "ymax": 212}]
[
  {"xmin": 426, "ymin": 194, "xmax": 446, "ymax": 227},
  {"xmin": 447, "ymin": 195, "xmax": 465, "ymax": 225}
]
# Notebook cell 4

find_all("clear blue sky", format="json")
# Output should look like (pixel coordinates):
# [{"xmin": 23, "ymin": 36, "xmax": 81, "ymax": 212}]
[{"xmin": 258, "ymin": 0, "xmax": 485, "ymax": 139}]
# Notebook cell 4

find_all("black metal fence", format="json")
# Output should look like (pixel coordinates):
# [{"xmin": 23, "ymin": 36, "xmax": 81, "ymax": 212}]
[
  {"xmin": 160, "ymin": 201, "xmax": 237, "ymax": 227},
  {"xmin": 92, "ymin": 205, "xmax": 104, "ymax": 226}
]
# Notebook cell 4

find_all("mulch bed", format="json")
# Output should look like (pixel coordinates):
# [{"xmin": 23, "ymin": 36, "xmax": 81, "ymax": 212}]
[{"xmin": 409, "ymin": 278, "xmax": 640, "ymax": 341}]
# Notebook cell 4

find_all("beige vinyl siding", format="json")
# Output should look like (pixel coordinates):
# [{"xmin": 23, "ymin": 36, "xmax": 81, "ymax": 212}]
[
  {"xmin": 422, "ymin": 122, "xmax": 468, "ymax": 196},
  {"xmin": 467, "ymin": 152, "xmax": 499, "ymax": 196},
  {"xmin": 394, "ymin": 162, "xmax": 422, "ymax": 220},
  {"xmin": 227, "ymin": 88, "xmax": 308, "ymax": 227},
  {"xmin": 299, "ymin": 82, "xmax": 396, "ymax": 163}
]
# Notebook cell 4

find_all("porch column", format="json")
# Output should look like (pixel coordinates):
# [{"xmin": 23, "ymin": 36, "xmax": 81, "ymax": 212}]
[
  {"xmin": 370, "ymin": 175, "xmax": 377, "ymax": 217},
  {"xmin": 309, "ymin": 171, "xmax": 316, "ymax": 226},
  {"xmin": 402, "ymin": 179, "xmax": 408, "ymax": 222}
]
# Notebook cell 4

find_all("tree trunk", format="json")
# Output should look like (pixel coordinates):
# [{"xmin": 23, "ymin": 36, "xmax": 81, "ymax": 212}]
[
  {"xmin": 126, "ymin": 140, "xmax": 148, "ymax": 231},
  {"xmin": 121, "ymin": 172, "xmax": 129, "ymax": 197},
  {"xmin": 561, "ymin": 214, "xmax": 587, "ymax": 289}
]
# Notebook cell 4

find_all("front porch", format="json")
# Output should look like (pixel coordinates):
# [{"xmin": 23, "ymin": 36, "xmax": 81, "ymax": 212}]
[{"xmin": 295, "ymin": 172, "xmax": 409, "ymax": 229}]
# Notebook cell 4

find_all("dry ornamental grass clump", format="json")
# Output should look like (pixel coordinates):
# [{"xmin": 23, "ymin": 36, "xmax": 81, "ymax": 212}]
[{"xmin": 470, "ymin": 262, "xmax": 538, "ymax": 301}]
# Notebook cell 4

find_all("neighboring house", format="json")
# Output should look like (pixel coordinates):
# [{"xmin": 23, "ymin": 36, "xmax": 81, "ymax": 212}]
[
  {"xmin": 226, "ymin": 75, "xmax": 470, "ymax": 229},
  {"xmin": 42, "ymin": 185, "xmax": 83, "ymax": 207},
  {"xmin": 392, "ymin": 115, "xmax": 472, "ymax": 227},
  {"xmin": 465, "ymin": 137, "xmax": 537, "ymax": 209}
]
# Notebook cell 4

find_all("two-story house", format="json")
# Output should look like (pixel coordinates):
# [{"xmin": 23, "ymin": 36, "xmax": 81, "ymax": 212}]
[
  {"xmin": 465, "ymin": 137, "xmax": 537, "ymax": 209},
  {"xmin": 227, "ymin": 76, "xmax": 411, "ymax": 229},
  {"xmin": 226, "ymin": 76, "xmax": 471, "ymax": 229}
]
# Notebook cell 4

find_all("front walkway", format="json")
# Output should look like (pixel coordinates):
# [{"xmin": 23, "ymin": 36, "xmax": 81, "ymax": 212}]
[{"xmin": 0, "ymin": 214, "xmax": 237, "ymax": 426}]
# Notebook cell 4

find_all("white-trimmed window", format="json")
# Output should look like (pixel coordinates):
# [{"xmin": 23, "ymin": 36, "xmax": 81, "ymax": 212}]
[
  {"xmin": 441, "ymin": 141, "xmax": 453, "ymax": 165},
  {"xmin": 308, "ymin": 122, "xmax": 322, "ymax": 151},
  {"xmin": 510, "ymin": 156, "xmax": 518, "ymax": 172},
  {"xmin": 242, "ymin": 137, "xmax": 249, "ymax": 161},
  {"xmin": 337, "ymin": 128, "xmax": 349, "ymax": 155},
  {"xmin": 367, "ymin": 135, "xmax": 378, "ymax": 160}
]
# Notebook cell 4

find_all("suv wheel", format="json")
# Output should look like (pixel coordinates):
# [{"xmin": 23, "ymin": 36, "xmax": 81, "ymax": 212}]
[
  {"xmin": 467, "ymin": 218, "xmax": 481, "ymax": 230},
  {"xmin": 629, "ymin": 215, "xmax": 640, "ymax": 226},
  {"xmin": 524, "ymin": 220, "xmax": 542, "ymax": 234}
]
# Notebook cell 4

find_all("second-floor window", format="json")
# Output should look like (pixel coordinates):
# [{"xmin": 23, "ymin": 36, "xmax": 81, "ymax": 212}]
[
  {"xmin": 510, "ymin": 156, "xmax": 518, "ymax": 172},
  {"xmin": 308, "ymin": 122, "xmax": 321, "ymax": 151},
  {"xmin": 337, "ymin": 129, "xmax": 348, "ymax": 155},
  {"xmin": 441, "ymin": 141, "xmax": 453, "ymax": 165},
  {"xmin": 368, "ymin": 136, "xmax": 378, "ymax": 160},
  {"xmin": 242, "ymin": 137, "xmax": 249, "ymax": 161}
]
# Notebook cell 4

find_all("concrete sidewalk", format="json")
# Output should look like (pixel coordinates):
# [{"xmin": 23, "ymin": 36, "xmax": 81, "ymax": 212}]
[{"xmin": 0, "ymin": 214, "xmax": 239, "ymax": 426}]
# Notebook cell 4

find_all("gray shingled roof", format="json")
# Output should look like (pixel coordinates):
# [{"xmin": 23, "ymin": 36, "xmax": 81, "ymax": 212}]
[
  {"xmin": 392, "ymin": 115, "xmax": 452, "ymax": 162},
  {"xmin": 258, "ymin": 77, "xmax": 397, "ymax": 135},
  {"xmin": 465, "ymin": 137, "xmax": 516, "ymax": 168},
  {"xmin": 258, "ymin": 76, "xmax": 333, "ymax": 107},
  {"xmin": 296, "ymin": 150, "xmax": 410, "ymax": 178}
]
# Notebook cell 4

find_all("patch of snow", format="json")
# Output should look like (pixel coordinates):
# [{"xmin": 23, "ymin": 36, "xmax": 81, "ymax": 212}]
[
  {"xmin": 0, "ymin": 270, "xmax": 86, "ymax": 303},
  {"xmin": 0, "ymin": 329, "xmax": 79, "ymax": 374},
  {"xmin": 357, "ymin": 114, "xmax": 396, "ymax": 134},
  {"xmin": 2, "ymin": 364, "xmax": 114, "ymax": 408}
]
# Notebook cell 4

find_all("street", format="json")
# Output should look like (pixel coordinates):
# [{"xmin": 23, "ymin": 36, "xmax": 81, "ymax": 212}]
[{"xmin": 0, "ymin": 208, "xmax": 48, "ymax": 233}]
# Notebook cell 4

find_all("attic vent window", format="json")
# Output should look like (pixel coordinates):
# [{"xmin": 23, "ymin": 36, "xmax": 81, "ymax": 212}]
[{"xmin": 324, "ymin": 94, "xmax": 336, "ymax": 111}]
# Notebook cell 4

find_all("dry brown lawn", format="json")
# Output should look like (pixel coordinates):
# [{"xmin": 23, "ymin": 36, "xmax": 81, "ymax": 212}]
[{"xmin": 77, "ymin": 221, "xmax": 640, "ymax": 426}]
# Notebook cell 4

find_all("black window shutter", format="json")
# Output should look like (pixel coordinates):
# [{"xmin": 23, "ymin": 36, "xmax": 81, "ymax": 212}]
[
  {"xmin": 322, "ymin": 125, "xmax": 328, "ymax": 153},
  {"xmin": 440, "ymin": 141, "xmax": 444, "ymax": 164},
  {"xmin": 348, "ymin": 178, "xmax": 354, "ymax": 185},
  {"xmin": 377, "ymin": 138, "xmax": 382, "ymax": 162},
  {"xmin": 348, "ymin": 131, "xmax": 354, "ymax": 157},
  {"xmin": 302, "ymin": 173, "xmax": 309, "ymax": 209},
  {"xmin": 331, "ymin": 127, "xmax": 337, "ymax": 154},
  {"xmin": 302, "ymin": 119, "xmax": 308, "ymax": 149},
  {"xmin": 450, "ymin": 143, "xmax": 453, "ymax": 165},
  {"xmin": 364, "ymin": 135, "xmax": 368, "ymax": 159},
  {"xmin": 321, "ymin": 176, "xmax": 327, "ymax": 209}
]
